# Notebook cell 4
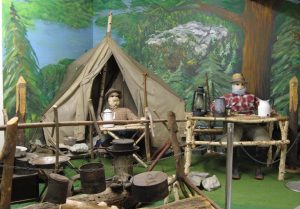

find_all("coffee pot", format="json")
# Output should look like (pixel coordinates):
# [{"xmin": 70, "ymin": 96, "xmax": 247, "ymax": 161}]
[
  {"xmin": 257, "ymin": 99, "xmax": 271, "ymax": 117},
  {"xmin": 102, "ymin": 109, "xmax": 114, "ymax": 127}
]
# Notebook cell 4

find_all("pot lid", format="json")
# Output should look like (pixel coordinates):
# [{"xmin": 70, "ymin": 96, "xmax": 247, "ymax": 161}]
[
  {"xmin": 111, "ymin": 139, "xmax": 134, "ymax": 145},
  {"xmin": 29, "ymin": 156, "xmax": 70, "ymax": 166},
  {"xmin": 132, "ymin": 171, "xmax": 168, "ymax": 187},
  {"xmin": 107, "ymin": 145, "xmax": 139, "ymax": 153}
]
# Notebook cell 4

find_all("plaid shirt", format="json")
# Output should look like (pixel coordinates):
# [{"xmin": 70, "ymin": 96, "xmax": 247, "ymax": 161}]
[
  {"xmin": 223, "ymin": 93, "xmax": 258, "ymax": 113},
  {"xmin": 112, "ymin": 107, "xmax": 138, "ymax": 120},
  {"xmin": 211, "ymin": 93, "xmax": 259, "ymax": 114}
]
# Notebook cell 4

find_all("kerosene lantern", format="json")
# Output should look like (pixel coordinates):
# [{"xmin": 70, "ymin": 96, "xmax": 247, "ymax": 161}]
[{"xmin": 191, "ymin": 86, "xmax": 207, "ymax": 116}]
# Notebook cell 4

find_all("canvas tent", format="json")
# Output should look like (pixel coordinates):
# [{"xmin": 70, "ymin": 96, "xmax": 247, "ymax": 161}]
[{"xmin": 42, "ymin": 35, "xmax": 186, "ymax": 147}]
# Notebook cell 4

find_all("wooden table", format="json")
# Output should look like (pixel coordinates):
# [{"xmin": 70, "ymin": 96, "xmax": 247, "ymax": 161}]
[
  {"xmin": 100, "ymin": 123, "xmax": 151, "ymax": 161},
  {"xmin": 185, "ymin": 113, "xmax": 289, "ymax": 180},
  {"xmin": 184, "ymin": 113, "xmax": 289, "ymax": 209}
]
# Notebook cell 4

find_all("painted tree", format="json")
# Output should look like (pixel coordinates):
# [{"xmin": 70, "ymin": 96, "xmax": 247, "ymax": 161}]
[
  {"xmin": 192, "ymin": 0, "xmax": 281, "ymax": 99},
  {"xmin": 3, "ymin": 3, "xmax": 44, "ymax": 120}
]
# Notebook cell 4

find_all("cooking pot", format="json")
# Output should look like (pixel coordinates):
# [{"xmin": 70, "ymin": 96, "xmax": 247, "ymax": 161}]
[
  {"xmin": 131, "ymin": 171, "xmax": 168, "ymax": 203},
  {"xmin": 79, "ymin": 162, "xmax": 106, "ymax": 194}
]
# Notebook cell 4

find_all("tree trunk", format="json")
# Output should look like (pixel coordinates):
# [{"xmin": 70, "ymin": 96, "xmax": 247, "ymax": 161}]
[{"xmin": 242, "ymin": 0, "xmax": 277, "ymax": 99}]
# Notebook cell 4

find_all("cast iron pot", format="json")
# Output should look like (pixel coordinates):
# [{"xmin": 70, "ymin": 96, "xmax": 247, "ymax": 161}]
[
  {"xmin": 79, "ymin": 162, "xmax": 106, "ymax": 194},
  {"xmin": 131, "ymin": 171, "xmax": 168, "ymax": 203}
]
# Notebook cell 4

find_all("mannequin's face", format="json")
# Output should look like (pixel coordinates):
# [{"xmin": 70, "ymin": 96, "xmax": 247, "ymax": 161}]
[
  {"xmin": 232, "ymin": 82, "xmax": 245, "ymax": 90},
  {"xmin": 108, "ymin": 93, "xmax": 120, "ymax": 108}
]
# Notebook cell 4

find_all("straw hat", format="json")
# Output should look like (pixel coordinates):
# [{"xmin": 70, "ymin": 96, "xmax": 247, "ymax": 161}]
[
  {"xmin": 105, "ymin": 88, "xmax": 122, "ymax": 100},
  {"xmin": 230, "ymin": 73, "xmax": 248, "ymax": 84}
]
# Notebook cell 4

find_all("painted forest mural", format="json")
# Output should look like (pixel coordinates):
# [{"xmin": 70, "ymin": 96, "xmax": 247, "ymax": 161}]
[{"xmin": 2, "ymin": 0, "xmax": 300, "ymax": 140}]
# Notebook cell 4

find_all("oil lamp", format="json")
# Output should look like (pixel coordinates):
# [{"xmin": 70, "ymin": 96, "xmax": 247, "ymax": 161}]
[{"xmin": 192, "ymin": 86, "xmax": 207, "ymax": 116}]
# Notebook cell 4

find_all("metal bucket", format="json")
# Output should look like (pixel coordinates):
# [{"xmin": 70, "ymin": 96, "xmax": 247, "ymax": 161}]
[
  {"xmin": 79, "ymin": 162, "xmax": 106, "ymax": 194},
  {"xmin": 44, "ymin": 173, "xmax": 69, "ymax": 204}
]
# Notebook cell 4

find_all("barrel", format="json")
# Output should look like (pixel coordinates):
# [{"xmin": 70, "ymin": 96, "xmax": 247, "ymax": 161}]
[{"xmin": 79, "ymin": 162, "xmax": 106, "ymax": 194}]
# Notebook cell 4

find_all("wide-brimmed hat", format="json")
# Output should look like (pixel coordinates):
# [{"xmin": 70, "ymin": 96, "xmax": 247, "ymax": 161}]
[
  {"xmin": 105, "ymin": 88, "xmax": 122, "ymax": 100},
  {"xmin": 230, "ymin": 73, "xmax": 248, "ymax": 84}
]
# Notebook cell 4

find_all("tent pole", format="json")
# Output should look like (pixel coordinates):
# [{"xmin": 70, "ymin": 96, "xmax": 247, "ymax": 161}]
[
  {"xmin": 53, "ymin": 105, "xmax": 60, "ymax": 173},
  {"xmin": 97, "ymin": 64, "xmax": 108, "ymax": 118},
  {"xmin": 143, "ymin": 73, "xmax": 151, "ymax": 161},
  {"xmin": 143, "ymin": 73, "xmax": 148, "ymax": 107},
  {"xmin": 106, "ymin": 11, "xmax": 112, "ymax": 35}
]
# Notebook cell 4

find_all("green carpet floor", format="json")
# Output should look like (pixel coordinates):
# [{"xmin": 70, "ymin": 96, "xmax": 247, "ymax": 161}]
[{"xmin": 11, "ymin": 151, "xmax": 300, "ymax": 209}]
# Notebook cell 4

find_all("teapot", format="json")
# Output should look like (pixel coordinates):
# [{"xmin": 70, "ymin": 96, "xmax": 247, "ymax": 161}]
[
  {"xmin": 102, "ymin": 109, "xmax": 114, "ymax": 127},
  {"xmin": 257, "ymin": 99, "xmax": 271, "ymax": 117}
]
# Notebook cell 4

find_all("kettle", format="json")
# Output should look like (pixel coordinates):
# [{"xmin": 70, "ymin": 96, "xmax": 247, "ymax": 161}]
[
  {"xmin": 257, "ymin": 99, "xmax": 271, "ymax": 117},
  {"xmin": 102, "ymin": 109, "xmax": 114, "ymax": 127}
]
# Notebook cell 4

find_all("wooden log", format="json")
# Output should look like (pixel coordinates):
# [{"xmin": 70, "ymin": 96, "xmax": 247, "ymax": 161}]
[
  {"xmin": 189, "ymin": 115, "xmax": 288, "ymax": 123},
  {"xmin": 0, "ymin": 117, "xmax": 19, "ymax": 209},
  {"xmin": 16, "ymin": 76, "xmax": 26, "ymax": 146},
  {"xmin": 167, "ymin": 111, "xmax": 220, "ymax": 209},
  {"xmin": 0, "ymin": 119, "xmax": 181, "ymax": 131},
  {"xmin": 184, "ymin": 113, "xmax": 194, "ymax": 174},
  {"xmin": 288, "ymin": 76, "xmax": 299, "ymax": 167},
  {"xmin": 147, "ymin": 140, "xmax": 171, "ymax": 171},
  {"xmin": 67, "ymin": 187, "xmax": 128, "ymax": 208},
  {"xmin": 193, "ymin": 140, "xmax": 290, "ymax": 146},
  {"xmin": 278, "ymin": 120, "xmax": 289, "ymax": 180},
  {"xmin": 140, "ymin": 195, "xmax": 217, "ymax": 209}
]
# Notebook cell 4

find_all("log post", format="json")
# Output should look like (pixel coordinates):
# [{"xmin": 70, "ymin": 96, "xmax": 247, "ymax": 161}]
[
  {"xmin": 0, "ymin": 117, "xmax": 19, "ymax": 209},
  {"xmin": 184, "ymin": 113, "xmax": 194, "ymax": 174},
  {"xmin": 288, "ymin": 76, "xmax": 299, "ymax": 167},
  {"xmin": 16, "ymin": 76, "xmax": 26, "ymax": 146},
  {"xmin": 278, "ymin": 120, "xmax": 289, "ymax": 180},
  {"xmin": 167, "ymin": 111, "xmax": 220, "ymax": 209}
]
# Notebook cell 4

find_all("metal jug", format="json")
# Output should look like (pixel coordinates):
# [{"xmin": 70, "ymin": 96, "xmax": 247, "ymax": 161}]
[
  {"xmin": 102, "ymin": 109, "xmax": 114, "ymax": 127},
  {"xmin": 214, "ymin": 98, "xmax": 226, "ymax": 117},
  {"xmin": 258, "ymin": 99, "xmax": 271, "ymax": 117}
]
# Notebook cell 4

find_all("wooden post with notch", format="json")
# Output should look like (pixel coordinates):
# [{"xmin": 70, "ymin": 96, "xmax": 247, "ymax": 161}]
[
  {"xmin": 16, "ymin": 76, "xmax": 26, "ymax": 146},
  {"xmin": 288, "ymin": 76, "xmax": 299, "ymax": 167},
  {"xmin": 0, "ymin": 117, "xmax": 19, "ymax": 209}
]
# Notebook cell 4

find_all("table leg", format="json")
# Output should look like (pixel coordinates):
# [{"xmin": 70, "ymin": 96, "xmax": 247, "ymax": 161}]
[
  {"xmin": 278, "ymin": 121, "xmax": 289, "ymax": 181},
  {"xmin": 184, "ymin": 119, "xmax": 194, "ymax": 174},
  {"xmin": 225, "ymin": 123, "xmax": 234, "ymax": 209}
]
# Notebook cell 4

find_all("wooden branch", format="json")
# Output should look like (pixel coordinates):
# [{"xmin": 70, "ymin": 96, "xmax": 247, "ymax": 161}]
[
  {"xmin": 2, "ymin": 109, "xmax": 8, "ymax": 124},
  {"xmin": 193, "ymin": 140, "xmax": 290, "ymax": 146},
  {"xmin": 0, "ymin": 119, "xmax": 184, "ymax": 131},
  {"xmin": 0, "ymin": 117, "xmax": 19, "ymax": 209},
  {"xmin": 189, "ymin": 115, "xmax": 288, "ymax": 123},
  {"xmin": 167, "ymin": 112, "xmax": 220, "ymax": 208},
  {"xmin": 196, "ymin": 2, "xmax": 244, "ymax": 27}
]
